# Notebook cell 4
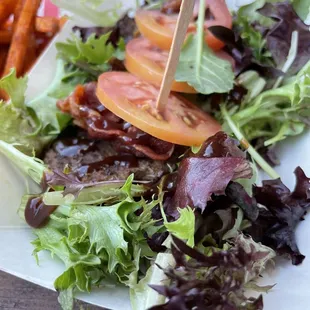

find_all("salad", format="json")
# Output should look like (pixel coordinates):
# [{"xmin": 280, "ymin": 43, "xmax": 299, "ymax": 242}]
[{"xmin": 0, "ymin": 0, "xmax": 310, "ymax": 309}]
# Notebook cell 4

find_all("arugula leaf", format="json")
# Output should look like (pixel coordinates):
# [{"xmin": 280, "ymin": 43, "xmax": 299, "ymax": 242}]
[
  {"xmin": 175, "ymin": 0, "xmax": 234, "ymax": 94},
  {"xmin": 52, "ymin": 0, "xmax": 121, "ymax": 27},
  {"xmin": 292, "ymin": 0, "xmax": 310, "ymax": 22}
]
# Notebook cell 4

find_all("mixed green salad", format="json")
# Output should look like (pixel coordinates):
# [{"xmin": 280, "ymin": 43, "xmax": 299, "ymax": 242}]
[{"xmin": 0, "ymin": 0, "xmax": 310, "ymax": 309}]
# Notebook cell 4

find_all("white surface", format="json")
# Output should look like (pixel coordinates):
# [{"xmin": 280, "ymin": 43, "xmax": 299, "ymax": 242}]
[{"xmin": 1, "ymin": 1, "xmax": 310, "ymax": 310}]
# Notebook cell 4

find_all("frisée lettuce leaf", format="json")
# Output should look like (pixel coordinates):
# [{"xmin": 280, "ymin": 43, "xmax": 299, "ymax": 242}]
[
  {"xmin": 20, "ymin": 177, "xmax": 164, "ymax": 307},
  {"xmin": 0, "ymin": 61, "xmax": 75, "ymax": 155},
  {"xmin": 0, "ymin": 70, "xmax": 51, "ymax": 155},
  {"xmin": 56, "ymin": 31, "xmax": 125, "ymax": 84},
  {"xmin": 222, "ymin": 60, "xmax": 310, "ymax": 147},
  {"xmin": 52, "ymin": 0, "xmax": 121, "ymax": 27}
]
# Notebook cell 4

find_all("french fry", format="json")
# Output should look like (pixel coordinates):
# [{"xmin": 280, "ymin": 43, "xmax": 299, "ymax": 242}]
[
  {"xmin": 24, "ymin": 33, "xmax": 37, "ymax": 74},
  {"xmin": 35, "ymin": 16, "xmax": 59, "ymax": 35},
  {"xmin": 14, "ymin": 0, "xmax": 25, "ymax": 24},
  {"xmin": 36, "ymin": 32, "xmax": 50, "ymax": 56},
  {"xmin": 0, "ymin": 46, "xmax": 9, "ymax": 100},
  {"xmin": 59, "ymin": 15, "xmax": 69, "ymax": 29},
  {"xmin": 0, "ymin": 0, "xmax": 16, "ymax": 25},
  {"xmin": 1, "ymin": 20, "xmax": 13, "ymax": 30},
  {"xmin": 4, "ymin": 0, "xmax": 42, "ymax": 77},
  {"xmin": 0, "ymin": 46, "xmax": 8, "ymax": 76},
  {"xmin": 0, "ymin": 30, "xmax": 12, "ymax": 44}
]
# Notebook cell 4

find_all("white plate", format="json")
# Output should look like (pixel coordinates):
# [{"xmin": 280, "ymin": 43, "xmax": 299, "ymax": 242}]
[{"xmin": 1, "ymin": 1, "xmax": 310, "ymax": 309}]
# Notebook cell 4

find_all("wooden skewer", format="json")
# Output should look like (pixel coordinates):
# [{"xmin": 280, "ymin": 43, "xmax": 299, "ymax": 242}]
[{"xmin": 155, "ymin": 0, "xmax": 195, "ymax": 111}]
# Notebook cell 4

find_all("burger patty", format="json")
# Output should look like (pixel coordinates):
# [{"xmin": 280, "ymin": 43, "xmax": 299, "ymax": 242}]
[{"xmin": 43, "ymin": 127, "xmax": 174, "ymax": 183}]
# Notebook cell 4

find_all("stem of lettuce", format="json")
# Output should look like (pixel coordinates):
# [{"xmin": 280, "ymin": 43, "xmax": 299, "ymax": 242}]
[
  {"xmin": 0, "ymin": 141, "xmax": 46, "ymax": 184},
  {"xmin": 220, "ymin": 105, "xmax": 280, "ymax": 179},
  {"xmin": 273, "ymin": 31, "xmax": 298, "ymax": 89},
  {"xmin": 196, "ymin": 0, "xmax": 206, "ymax": 72},
  {"xmin": 144, "ymin": 253, "xmax": 175, "ymax": 309}
]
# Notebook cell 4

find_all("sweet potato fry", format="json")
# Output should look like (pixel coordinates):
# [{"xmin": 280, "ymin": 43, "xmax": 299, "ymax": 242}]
[
  {"xmin": 0, "ymin": 47, "xmax": 9, "ymax": 100},
  {"xmin": 24, "ymin": 33, "xmax": 37, "ymax": 74},
  {"xmin": 0, "ymin": 0, "xmax": 16, "ymax": 25},
  {"xmin": 4, "ymin": 0, "xmax": 42, "ymax": 77},
  {"xmin": 59, "ymin": 15, "xmax": 68, "ymax": 29},
  {"xmin": 0, "ymin": 30, "xmax": 12, "ymax": 44},
  {"xmin": 14, "ymin": 0, "xmax": 25, "ymax": 24},
  {"xmin": 1, "ymin": 20, "xmax": 13, "ymax": 30},
  {"xmin": 35, "ymin": 16, "xmax": 59, "ymax": 35},
  {"xmin": 0, "ymin": 46, "xmax": 8, "ymax": 76}
]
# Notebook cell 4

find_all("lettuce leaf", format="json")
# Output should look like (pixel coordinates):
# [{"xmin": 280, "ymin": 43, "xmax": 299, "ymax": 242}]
[
  {"xmin": 0, "ymin": 60, "xmax": 74, "ymax": 155},
  {"xmin": 26, "ymin": 60, "xmax": 72, "ymax": 135},
  {"xmin": 0, "ymin": 70, "xmax": 51, "ymax": 155},
  {"xmin": 28, "ymin": 178, "xmax": 162, "ymax": 300},
  {"xmin": 175, "ymin": 0, "xmax": 234, "ymax": 94},
  {"xmin": 56, "ymin": 32, "xmax": 125, "ymax": 82},
  {"xmin": 149, "ymin": 234, "xmax": 275, "ymax": 310},
  {"xmin": 163, "ymin": 207, "xmax": 195, "ymax": 248},
  {"xmin": 52, "ymin": 0, "xmax": 121, "ymax": 27},
  {"xmin": 223, "ymin": 60, "xmax": 310, "ymax": 146}
]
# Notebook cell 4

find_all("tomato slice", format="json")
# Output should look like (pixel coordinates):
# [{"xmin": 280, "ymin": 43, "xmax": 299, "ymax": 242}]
[
  {"xmin": 125, "ymin": 37, "xmax": 196, "ymax": 93},
  {"xmin": 96, "ymin": 72, "xmax": 221, "ymax": 146},
  {"xmin": 135, "ymin": 0, "xmax": 232, "ymax": 51},
  {"xmin": 125, "ymin": 37, "xmax": 234, "ymax": 93}
]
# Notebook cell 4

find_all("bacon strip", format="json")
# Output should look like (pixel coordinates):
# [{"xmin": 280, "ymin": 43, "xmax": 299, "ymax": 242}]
[{"xmin": 57, "ymin": 82, "xmax": 175, "ymax": 161}]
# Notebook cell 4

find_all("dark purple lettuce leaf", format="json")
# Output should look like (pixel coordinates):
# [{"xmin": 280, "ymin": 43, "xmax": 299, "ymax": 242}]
[
  {"xmin": 226, "ymin": 182, "xmax": 258, "ymax": 221},
  {"xmin": 172, "ymin": 157, "xmax": 252, "ymax": 211},
  {"xmin": 145, "ymin": 231, "xmax": 169, "ymax": 253},
  {"xmin": 45, "ymin": 170, "xmax": 84, "ymax": 197},
  {"xmin": 227, "ymin": 84, "xmax": 248, "ymax": 104},
  {"xmin": 248, "ymin": 167, "xmax": 310, "ymax": 265},
  {"xmin": 171, "ymin": 132, "xmax": 252, "ymax": 212},
  {"xmin": 148, "ymin": 235, "xmax": 269, "ymax": 310},
  {"xmin": 44, "ymin": 170, "xmax": 131, "ymax": 198},
  {"xmin": 254, "ymin": 138, "xmax": 280, "ymax": 167},
  {"xmin": 73, "ymin": 13, "xmax": 136, "ymax": 45},
  {"xmin": 208, "ymin": 26, "xmax": 282, "ymax": 77},
  {"xmin": 258, "ymin": 2, "xmax": 310, "ymax": 75}
]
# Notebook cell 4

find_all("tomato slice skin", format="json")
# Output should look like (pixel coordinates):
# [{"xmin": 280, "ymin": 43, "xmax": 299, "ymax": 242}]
[
  {"xmin": 135, "ymin": 0, "xmax": 232, "ymax": 51},
  {"xmin": 96, "ymin": 72, "xmax": 221, "ymax": 146},
  {"xmin": 125, "ymin": 37, "xmax": 196, "ymax": 93}
]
